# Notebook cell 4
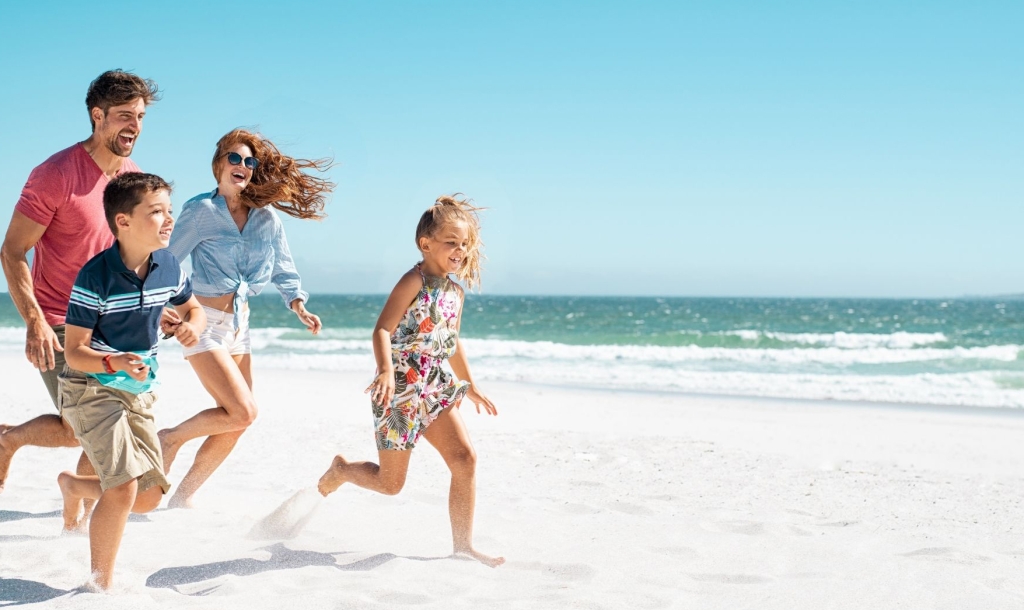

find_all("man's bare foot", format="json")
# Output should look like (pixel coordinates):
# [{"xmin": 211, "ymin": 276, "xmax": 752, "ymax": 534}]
[
  {"xmin": 0, "ymin": 432, "xmax": 17, "ymax": 494},
  {"xmin": 57, "ymin": 472, "xmax": 87, "ymax": 533},
  {"xmin": 453, "ymin": 547, "xmax": 506, "ymax": 568},
  {"xmin": 317, "ymin": 455, "xmax": 349, "ymax": 497},
  {"xmin": 158, "ymin": 429, "xmax": 181, "ymax": 474}
]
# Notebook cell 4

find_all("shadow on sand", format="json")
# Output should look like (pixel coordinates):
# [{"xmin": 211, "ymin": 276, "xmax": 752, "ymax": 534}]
[
  {"xmin": 0, "ymin": 510, "xmax": 61, "ymax": 523},
  {"xmin": 146, "ymin": 543, "xmax": 444, "ymax": 594},
  {"xmin": 0, "ymin": 578, "xmax": 71, "ymax": 606}
]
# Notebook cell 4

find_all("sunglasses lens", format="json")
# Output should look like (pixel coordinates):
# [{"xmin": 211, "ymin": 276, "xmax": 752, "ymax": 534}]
[
  {"xmin": 244, "ymin": 157, "xmax": 259, "ymax": 170},
  {"xmin": 227, "ymin": 152, "xmax": 242, "ymax": 165}
]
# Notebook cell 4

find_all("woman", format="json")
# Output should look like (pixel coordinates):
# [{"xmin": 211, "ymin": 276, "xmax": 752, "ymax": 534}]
[{"xmin": 159, "ymin": 128, "xmax": 333, "ymax": 508}]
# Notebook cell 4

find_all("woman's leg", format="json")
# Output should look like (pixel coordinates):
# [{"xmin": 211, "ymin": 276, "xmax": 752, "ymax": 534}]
[
  {"xmin": 160, "ymin": 350, "xmax": 257, "ymax": 507},
  {"xmin": 422, "ymin": 407, "xmax": 505, "ymax": 567},
  {"xmin": 317, "ymin": 448, "xmax": 413, "ymax": 497}
]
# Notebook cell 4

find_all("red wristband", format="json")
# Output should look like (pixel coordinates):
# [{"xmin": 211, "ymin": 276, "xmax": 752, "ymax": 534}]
[{"xmin": 102, "ymin": 354, "xmax": 116, "ymax": 374}]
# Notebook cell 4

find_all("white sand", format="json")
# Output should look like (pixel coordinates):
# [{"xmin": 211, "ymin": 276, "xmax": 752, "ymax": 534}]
[{"xmin": 1, "ymin": 353, "xmax": 1024, "ymax": 609}]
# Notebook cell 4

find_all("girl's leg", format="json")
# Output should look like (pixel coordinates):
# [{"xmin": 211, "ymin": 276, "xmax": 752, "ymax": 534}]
[
  {"xmin": 317, "ymin": 449, "xmax": 413, "ymax": 497},
  {"xmin": 422, "ymin": 407, "xmax": 505, "ymax": 567},
  {"xmin": 166, "ymin": 353, "xmax": 254, "ymax": 508}
]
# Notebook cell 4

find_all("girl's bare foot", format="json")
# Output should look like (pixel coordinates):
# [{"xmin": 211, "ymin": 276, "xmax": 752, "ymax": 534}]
[
  {"xmin": 157, "ymin": 429, "xmax": 181, "ymax": 474},
  {"xmin": 453, "ymin": 547, "xmax": 506, "ymax": 568},
  {"xmin": 57, "ymin": 472, "xmax": 86, "ymax": 533},
  {"xmin": 317, "ymin": 455, "xmax": 349, "ymax": 497}
]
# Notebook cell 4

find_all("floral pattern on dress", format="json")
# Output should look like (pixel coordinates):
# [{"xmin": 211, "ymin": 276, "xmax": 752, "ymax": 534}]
[{"xmin": 373, "ymin": 264, "xmax": 469, "ymax": 450}]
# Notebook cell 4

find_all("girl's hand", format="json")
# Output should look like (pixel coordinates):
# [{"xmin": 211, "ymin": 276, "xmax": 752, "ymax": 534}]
[
  {"xmin": 466, "ymin": 386, "xmax": 498, "ymax": 416},
  {"xmin": 292, "ymin": 301, "xmax": 322, "ymax": 335},
  {"xmin": 365, "ymin": 371, "xmax": 395, "ymax": 407},
  {"xmin": 112, "ymin": 354, "xmax": 150, "ymax": 382}
]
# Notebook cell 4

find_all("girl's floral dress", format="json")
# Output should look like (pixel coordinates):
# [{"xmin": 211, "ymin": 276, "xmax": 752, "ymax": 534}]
[{"xmin": 373, "ymin": 264, "xmax": 469, "ymax": 450}]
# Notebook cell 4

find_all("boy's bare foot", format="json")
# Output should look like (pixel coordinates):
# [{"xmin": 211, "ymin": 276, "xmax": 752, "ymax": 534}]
[
  {"xmin": 453, "ymin": 547, "xmax": 506, "ymax": 568},
  {"xmin": 157, "ymin": 429, "xmax": 181, "ymax": 474},
  {"xmin": 0, "ymin": 430, "xmax": 15, "ymax": 493},
  {"xmin": 57, "ymin": 472, "xmax": 86, "ymax": 533},
  {"xmin": 317, "ymin": 455, "xmax": 349, "ymax": 497}
]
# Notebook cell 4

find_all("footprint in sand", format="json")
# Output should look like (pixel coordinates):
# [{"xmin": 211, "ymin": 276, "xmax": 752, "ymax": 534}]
[
  {"xmin": 606, "ymin": 501, "xmax": 655, "ymax": 516},
  {"xmin": 507, "ymin": 561, "xmax": 597, "ymax": 583},
  {"xmin": 689, "ymin": 573, "xmax": 772, "ymax": 585},
  {"xmin": 900, "ymin": 547, "xmax": 993, "ymax": 565},
  {"xmin": 650, "ymin": 546, "xmax": 700, "ymax": 560},
  {"xmin": 561, "ymin": 502, "xmax": 601, "ymax": 515},
  {"xmin": 699, "ymin": 520, "xmax": 764, "ymax": 535}
]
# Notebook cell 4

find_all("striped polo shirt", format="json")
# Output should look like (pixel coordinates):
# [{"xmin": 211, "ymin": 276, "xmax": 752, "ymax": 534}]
[{"xmin": 66, "ymin": 243, "xmax": 192, "ymax": 394}]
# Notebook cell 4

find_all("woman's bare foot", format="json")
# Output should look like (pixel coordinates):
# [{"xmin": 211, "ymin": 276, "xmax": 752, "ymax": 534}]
[
  {"xmin": 158, "ymin": 429, "xmax": 181, "ymax": 474},
  {"xmin": 167, "ymin": 491, "xmax": 196, "ymax": 509},
  {"xmin": 317, "ymin": 455, "xmax": 349, "ymax": 497},
  {"xmin": 453, "ymin": 547, "xmax": 506, "ymax": 568},
  {"xmin": 57, "ymin": 472, "xmax": 87, "ymax": 533}
]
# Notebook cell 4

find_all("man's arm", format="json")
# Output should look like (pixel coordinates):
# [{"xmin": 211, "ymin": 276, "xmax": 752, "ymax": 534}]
[{"xmin": 0, "ymin": 210, "xmax": 61, "ymax": 370}]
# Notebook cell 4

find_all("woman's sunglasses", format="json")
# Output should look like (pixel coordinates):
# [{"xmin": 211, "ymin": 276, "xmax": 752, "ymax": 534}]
[{"xmin": 225, "ymin": 151, "xmax": 259, "ymax": 170}]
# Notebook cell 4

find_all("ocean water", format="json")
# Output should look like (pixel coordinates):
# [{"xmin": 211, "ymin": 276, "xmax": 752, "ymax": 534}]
[{"xmin": 2, "ymin": 295, "xmax": 1023, "ymax": 408}]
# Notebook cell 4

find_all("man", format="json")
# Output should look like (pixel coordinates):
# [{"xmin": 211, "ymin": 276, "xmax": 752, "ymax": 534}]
[{"xmin": 0, "ymin": 69, "xmax": 160, "ymax": 494}]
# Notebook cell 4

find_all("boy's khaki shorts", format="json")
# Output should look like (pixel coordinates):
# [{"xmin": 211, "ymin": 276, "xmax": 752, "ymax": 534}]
[{"xmin": 58, "ymin": 368, "xmax": 170, "ymax": 494}]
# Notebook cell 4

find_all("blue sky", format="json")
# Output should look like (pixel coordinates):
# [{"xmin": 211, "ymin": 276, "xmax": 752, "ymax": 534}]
[{"xmin": 0, "ymin": 1, "xmax": 1020, "ymax": 297}]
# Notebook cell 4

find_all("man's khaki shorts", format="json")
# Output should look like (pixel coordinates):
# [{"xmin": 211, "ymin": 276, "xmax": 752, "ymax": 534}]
[{"xmin": 58, "ymin": 369, "xmax": 170, "ymax": 494}]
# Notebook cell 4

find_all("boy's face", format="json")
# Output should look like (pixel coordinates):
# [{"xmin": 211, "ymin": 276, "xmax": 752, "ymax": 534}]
[{"xmin": 117, "ymin": 189, "xmax": 174, "ymax": 250}]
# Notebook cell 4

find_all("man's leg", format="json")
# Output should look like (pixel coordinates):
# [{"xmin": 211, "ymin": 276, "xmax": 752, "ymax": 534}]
[{"xmin": 0, "ymin": 325, "xmax": 83, "ymax": 493}]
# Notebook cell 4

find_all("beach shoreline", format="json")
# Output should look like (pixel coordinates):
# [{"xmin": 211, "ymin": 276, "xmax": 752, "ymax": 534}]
[{"xmin": 1, "ymin": 354, "xmax": 1023, "ymax": 608}]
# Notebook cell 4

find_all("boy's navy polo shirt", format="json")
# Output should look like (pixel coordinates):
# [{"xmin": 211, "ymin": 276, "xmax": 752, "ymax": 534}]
[{"xmin": 66, "ymin": 242, "xmax": 192, "ymax": 393}]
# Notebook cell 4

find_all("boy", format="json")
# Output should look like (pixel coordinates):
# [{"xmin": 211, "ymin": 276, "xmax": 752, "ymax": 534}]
[{"xmin": 56, "ymin": 172, "xmax": 205, "ymax": 590}]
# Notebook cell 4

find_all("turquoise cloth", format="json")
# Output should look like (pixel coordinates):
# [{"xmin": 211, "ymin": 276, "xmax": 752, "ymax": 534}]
[{"xmin": 89, "ymin": 356, "xmax": 160, "ymax": 395}]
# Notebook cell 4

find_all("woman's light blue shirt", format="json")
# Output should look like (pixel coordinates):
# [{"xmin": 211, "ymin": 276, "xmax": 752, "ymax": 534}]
[{"xmin": 169, "ymin": 190, "xmax": 308, "ymax": 316}]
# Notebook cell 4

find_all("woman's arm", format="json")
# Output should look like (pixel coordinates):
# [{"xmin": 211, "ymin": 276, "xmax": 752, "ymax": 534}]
[
  {"xmin": 170, "ymin": 295, "xmax": 207, "ymax": 348},
  {"xmin": 365, "ymin": 270, "xmax": 423, "ymax": 407},
  {"xmin": 269, "ymin": 216, "xmax": 320, "ymax": 333},
  {"xmin": 167, "ymin": 198, "xmax": 205, "ymax": 264}
]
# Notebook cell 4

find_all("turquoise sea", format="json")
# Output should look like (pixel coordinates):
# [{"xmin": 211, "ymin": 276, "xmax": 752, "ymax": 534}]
[{"xmin": 2, "ymin": 295, "xmax": 1022, "ymax": 407}]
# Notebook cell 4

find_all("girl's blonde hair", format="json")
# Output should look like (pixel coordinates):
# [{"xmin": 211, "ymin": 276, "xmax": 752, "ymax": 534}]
[
  {"xmin": 212, "ymin": 128, "xmax": 334, "ymax": 220},
  {"xmin": 416, "ymin": 194, "xmax": 485, "ymax": 289}
]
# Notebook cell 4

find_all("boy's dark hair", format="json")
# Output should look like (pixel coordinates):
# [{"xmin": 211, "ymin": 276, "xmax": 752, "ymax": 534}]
[
  {"xmin": 85, "ymin": 70, "xmax": 161, "ymax": 131},
  {"xmin": 103, "ymin": 173, "xmax": 172, "ymax": 235}
]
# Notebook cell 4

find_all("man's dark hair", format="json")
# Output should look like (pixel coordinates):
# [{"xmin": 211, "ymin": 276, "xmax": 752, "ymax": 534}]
[
  {"xmin": 103, "ymin": 173, "xmax": 172, "ymax": 235},
  {"xmin": 85, "ymin": 70, "xmax": 161, "ymax": 131}
]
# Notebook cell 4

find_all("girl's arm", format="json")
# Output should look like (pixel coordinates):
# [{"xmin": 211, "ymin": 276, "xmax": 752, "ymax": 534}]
[
  {"xmin": 448, "ymin": 289, "xmax": 498, "ymax": 416},
  {"xmin": 269, "ymin": 217, "xmax": 320, "ymax": 334},
  {"xmin": 365, "ymin": 269, "xmax": 423, "ymax": 407},
  {"xmin": 64, "ymin": 325, "xmax": 150, "ymax": 381}
]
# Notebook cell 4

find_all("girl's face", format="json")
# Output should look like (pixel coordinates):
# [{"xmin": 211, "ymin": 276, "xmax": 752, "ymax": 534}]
[
  {"xmin": 216, "ymin": 143, "xmax": 256, "ymax": 196},
  {"xmin": 420, "ymin": 220, "xmax": 471, "ymax": 275}
]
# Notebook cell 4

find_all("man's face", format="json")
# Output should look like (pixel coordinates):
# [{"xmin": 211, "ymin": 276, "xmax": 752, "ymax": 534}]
[{"xmin": 92, "ymin": 98, "xmax": 146, "ymax": 157}]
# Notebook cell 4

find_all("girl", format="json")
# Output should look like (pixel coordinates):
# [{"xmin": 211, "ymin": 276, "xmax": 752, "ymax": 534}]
[
  {"xmin": 159, "ymin": 129, "xmax": 333, "ymax": 508},
  {"xmin": 317, "ymin": 195, "xmax": 504, "ymax": 567}
]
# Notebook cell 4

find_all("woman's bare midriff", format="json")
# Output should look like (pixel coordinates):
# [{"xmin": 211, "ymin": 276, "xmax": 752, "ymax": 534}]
[{"xmin": 195, "ymin": 293, "xmax": 243, "ymax": 313}]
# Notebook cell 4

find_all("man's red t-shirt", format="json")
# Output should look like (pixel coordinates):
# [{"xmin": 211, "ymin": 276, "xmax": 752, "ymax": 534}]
[{"xmin": 14, "ymin": 143, "xmax": 141, "ymax": 326}]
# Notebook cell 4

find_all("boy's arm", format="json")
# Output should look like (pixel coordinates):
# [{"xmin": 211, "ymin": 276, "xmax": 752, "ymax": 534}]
[
  {"xmin": 64, "ymin": 325, "xmax": 150, "ymax": 381},
  {"xmin": 170, "ymin": 296, "xmax": 206, "ymax": 348}
]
